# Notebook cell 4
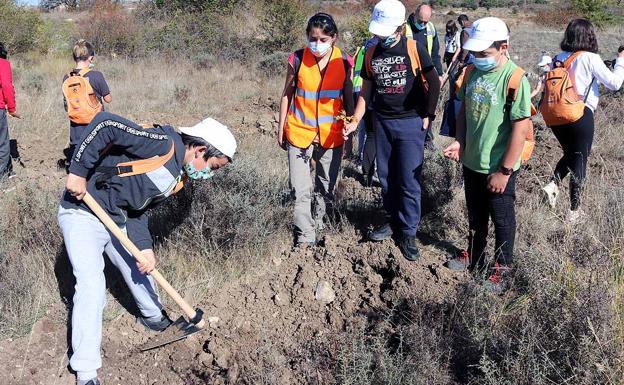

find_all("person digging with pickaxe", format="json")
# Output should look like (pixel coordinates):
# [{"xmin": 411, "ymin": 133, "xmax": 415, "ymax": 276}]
[{"xmin": 58, "ymin": 112, "xmax": 236, "ymax": 385}]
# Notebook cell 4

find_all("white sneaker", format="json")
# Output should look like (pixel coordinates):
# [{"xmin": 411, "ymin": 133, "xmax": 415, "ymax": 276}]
[
  {"xmin": 542, "ymin": 181, "xmax": 559, "ymax": 208},
  {"xmin": 567, "ymin": 208, "xmax": 586, "ymax": 224}
]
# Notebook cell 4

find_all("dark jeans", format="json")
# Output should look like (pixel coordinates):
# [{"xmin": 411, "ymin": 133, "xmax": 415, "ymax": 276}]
[
  {"xmin": 0, "ymin": 110, "xmax": 12, "ymax": 176},
  {"xmin": 374, "ymin": 113, "xmax": 426, "ymax": 237},
  {"xmin": 551, "ymin": 107, "xmax": 594, "ymax": 211},
  {"xmin": 361, "ymin": 111, "xmax": 376, "ymax": 180},
  {"xmin": 463, "ymin": 166, "xmax": 517, "ymax": 269}
]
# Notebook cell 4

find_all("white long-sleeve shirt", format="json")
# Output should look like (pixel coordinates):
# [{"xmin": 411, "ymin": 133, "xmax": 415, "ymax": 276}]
[{"xmin": 554, "ymin": 51, "xmax": 624, "ymax": 111}]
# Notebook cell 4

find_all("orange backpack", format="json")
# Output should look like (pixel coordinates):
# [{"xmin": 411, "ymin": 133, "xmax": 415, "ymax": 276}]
[
  {"xmin": 62, "ymin": 68, "xmax": 103, "ymax": 125},
  {"xmin": 539, "ymin": 51, "xmax": 585, "ymax": 127},
  {"xmin": 364, "ymin": 39, "xmax": 429, "ymax": 93},
  {"xmin": 458, "ymin": 64, "xmax": 537, "ymax": 164}
]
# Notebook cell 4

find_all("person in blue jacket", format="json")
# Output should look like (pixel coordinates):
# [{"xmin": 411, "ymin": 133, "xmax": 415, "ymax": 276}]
[{"xmin": 58, "ymin": 112, "xmax": 236, "ymax": 385}]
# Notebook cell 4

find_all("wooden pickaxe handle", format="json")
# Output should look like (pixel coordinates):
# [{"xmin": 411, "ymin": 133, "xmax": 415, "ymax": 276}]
[{"xmin": 83, "ymin": 192, "xmax": 206, "ymax": 329}]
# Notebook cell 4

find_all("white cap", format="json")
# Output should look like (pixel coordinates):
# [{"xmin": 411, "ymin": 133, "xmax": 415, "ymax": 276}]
[
  {"xmin": 537, "ymin": 55, "xmax": 552, "ymax": 67},
  {"xmin": 369, "ymin": 0, "xmax": 406, "ymax": 37},
  {"xmin": 179, "ymin": 118, "xmax": 237, "ymax": 159},
  {"xmin": 463, "ymin": 17, "xmax": 510, "ymax": 52}
]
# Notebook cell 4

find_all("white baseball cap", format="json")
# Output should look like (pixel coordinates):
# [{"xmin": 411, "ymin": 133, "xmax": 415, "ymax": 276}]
[
  {"xmin": 369, "ymin": 0, "xmax": 406, "ymax": 37},
  {"xmin": 463, "ymin": 17, "xmax": 510, "ymax": 52},
  {"xmin": 179, "ymin": 118, "xmax": 237, "ymax": 159},
  {"xmin": 537, "ymin": 55, "xmax": 552, "ymax": 67}
]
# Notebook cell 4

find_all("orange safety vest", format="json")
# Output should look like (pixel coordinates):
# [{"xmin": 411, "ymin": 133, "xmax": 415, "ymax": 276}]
[{"xmin": 286, "ymin": 46, "xmax": 347, "ymax": 149}]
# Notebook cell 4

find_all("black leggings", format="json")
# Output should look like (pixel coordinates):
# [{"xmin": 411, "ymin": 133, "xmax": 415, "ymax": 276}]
[
  {"xmin": 551, "ymin": 107, "xmax": 595, "ymax": 211},
  {"xmin": 463, "ymin": 166, "xmax": 517, "ymax": 270}
]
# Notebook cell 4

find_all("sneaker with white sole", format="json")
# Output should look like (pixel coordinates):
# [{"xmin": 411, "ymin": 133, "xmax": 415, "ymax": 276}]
[
  {"xmin": 542, "ymin": 181, "xmax": 559, "ymax": 208},
  {"xmin": 567, "ymin": 208, "xmax": 587, "ymax": 224}
]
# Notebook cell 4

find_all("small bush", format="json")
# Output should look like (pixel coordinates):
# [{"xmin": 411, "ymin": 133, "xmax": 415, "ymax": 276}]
[
  {"xmin": 78, "ymin": 0, "xmax": 138, "ymax": 57},
  {"xmin": 256, "ymin": 51, "xmax": 289, "ymax": 78},
  {"xmin": 0, "ymin": 0, "xmax": 49, "ymax": 54},
  {"xmin": 259, "ymin": 0, "xmax": 308, "ymax": 52}
]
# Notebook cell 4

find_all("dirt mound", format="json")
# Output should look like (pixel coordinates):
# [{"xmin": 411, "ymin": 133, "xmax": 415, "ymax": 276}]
[{"xmin": 0, "ymin": 170, "xmax": 467, "ymax": 385}]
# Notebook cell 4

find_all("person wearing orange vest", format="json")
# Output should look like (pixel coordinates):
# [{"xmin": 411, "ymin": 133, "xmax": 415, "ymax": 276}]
[{"xmin": 278, "ymin": 13, "xmax": 354, "ymax": 247}]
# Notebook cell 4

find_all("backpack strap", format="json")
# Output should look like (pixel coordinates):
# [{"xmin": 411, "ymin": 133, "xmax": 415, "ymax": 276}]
[
  {"xmin": 292, "ymin": 49, "xmax": 304, "ymax": 85},
  {"xmin": 563, "ymin": 51, "xmax": 584, "ymax": 69},
  {"xmin": 95, "ymin": 140, "xmax": 175, "ymax": 184},
  {"xmin": 505, "ymin": 67, "xmax": 537, "ymax": 117},
  {"xmin": 406, "ymin": 39, "xmax": 423, "ymax": 78},
  {"xmin": 364, "ymin": 42, "xmax": 378, "ymax": 80},
  {"xmin": 455, "ymin": 64, "xmax": 475, "ymax": 94}
]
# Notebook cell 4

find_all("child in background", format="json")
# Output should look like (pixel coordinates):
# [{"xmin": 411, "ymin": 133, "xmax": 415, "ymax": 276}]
[
  {"xmin": 444, "ymin": 20, "xmax": 461, "ymax": 70},
  {"xmin": 62, "ymin": 40, "xmax": 112, "ymax": 165},
  {"xmin": 531, "ymin": 54, "xmax": 552, "ymax": 99}
]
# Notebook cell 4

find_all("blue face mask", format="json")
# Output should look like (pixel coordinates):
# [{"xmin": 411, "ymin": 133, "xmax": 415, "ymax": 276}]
[
  {"xmin": 381, "ymin": 34, "xmax": 398, "ymax": 48},
  {"xmin": 474, "ymin": 56, "xmax": 499, "ymax": 72},
  {"xmin": 415, "ymin": 21, "xmax": 426, "ymax": 30},
  {"xmin": 184, "ymin": 161, "xmax": 215, "ymax": 180}
]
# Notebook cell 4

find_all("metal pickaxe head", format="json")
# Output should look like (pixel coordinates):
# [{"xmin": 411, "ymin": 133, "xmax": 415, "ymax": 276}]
[{"xmin": 139, "ymin": 308, "xmax": 204, "ymax": 352}]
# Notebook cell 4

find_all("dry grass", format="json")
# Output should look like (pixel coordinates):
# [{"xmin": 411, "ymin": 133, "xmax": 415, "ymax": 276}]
[{"xmin": 1, "ymin": 3, "xmax": 624, "ymax": 385}]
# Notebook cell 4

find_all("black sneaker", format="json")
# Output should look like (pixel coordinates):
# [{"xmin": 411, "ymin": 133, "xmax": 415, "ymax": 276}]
[
  {"xmin": 398, "ymin": 236, "xmax": 420, "ymax": 261},
  {"xmin": 368, "ymin": 223, "xmax": 393, "ymax": 242},
  {"xmin": 78, "ymin": 378, "xmax": 101, "ymax": 385},
  {"xmin": 137, "ymin": 313, "xmax": 173, "ymax": 332}
]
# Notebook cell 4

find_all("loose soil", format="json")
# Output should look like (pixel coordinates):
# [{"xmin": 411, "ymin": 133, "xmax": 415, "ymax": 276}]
[{"xmin": 0, "ymin": 101, "xmax": 471, "ymax": 385}]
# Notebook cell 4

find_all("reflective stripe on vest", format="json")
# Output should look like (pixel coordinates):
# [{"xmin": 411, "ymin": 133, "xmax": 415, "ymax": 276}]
[{"xmin": 285, "ymin": 46, "xmax": 346, "ymax": 149}]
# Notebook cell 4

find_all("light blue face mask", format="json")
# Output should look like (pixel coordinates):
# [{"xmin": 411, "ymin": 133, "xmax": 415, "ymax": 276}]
[
  {"xmin": 474, "ymin": 56, "xmax": 499, "ymax": 72},
  {"xmin": 184, "ymin": 162, "xmax": 215, "ymax": 180},
  {"xmin": 381, "ymin": 34, "xmax": 398, "ymax": 48},
  {"xmin": 415, "ymin": 21, "xmax": 426, "ymax": 30}
]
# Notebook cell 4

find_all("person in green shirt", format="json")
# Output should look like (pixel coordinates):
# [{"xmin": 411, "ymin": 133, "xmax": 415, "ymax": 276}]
[{"xmin": 443, "ymin": 17, "xmax": 532, "ymax": 294}]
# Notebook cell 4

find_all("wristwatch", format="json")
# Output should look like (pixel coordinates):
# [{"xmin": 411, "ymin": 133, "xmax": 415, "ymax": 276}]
[{"xmin": 499, "ymin": 166, "xmax": 514, "ymax": 176}]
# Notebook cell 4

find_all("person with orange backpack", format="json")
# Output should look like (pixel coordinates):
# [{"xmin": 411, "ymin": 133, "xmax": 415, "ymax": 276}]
[
  {"xmin": 539, "ymin": 19, "xmax": 624, "ymax": 223},
  {"xmin": 343, "ymin": 0, "xmax": 440, "ymax": 262},
  {"xmin": 442, "ymin": 17, "xmax": 534, "ymax": 294},
  {"xmin": 277, "ymin": 13, "xmax": 354, "ymax": 247},
  {"xmin": 59, "ymin": 112, "xmax": 236, "ymax": 385},
  {"xmin": 62, "ymin": 40, "xmax": 112, "ymax": 166}
]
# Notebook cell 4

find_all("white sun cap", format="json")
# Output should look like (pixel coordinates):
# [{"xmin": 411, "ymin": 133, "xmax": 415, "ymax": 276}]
[
  {"xmin": 537, "ymin": 55, "xmax": 552, "ymax": 67},
  {"xmin": 463, "ymin": 17, "xmax": 510, "ymax": 52},
  {"xmin": 369, "ymin": 0, "xmax": 406, "ymax": 37},
  {"xmin": 179, "ymin": 118, "xmax": 237, "ymax": 159}
]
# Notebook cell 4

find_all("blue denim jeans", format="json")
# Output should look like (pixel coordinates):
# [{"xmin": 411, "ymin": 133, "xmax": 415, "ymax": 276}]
[{"xmin": 374, "ymin": 114, "xmax": 426, "ymax": 237}]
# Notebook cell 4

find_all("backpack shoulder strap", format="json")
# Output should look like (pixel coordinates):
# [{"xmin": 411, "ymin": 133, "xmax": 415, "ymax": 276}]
[
  {"xmin": 506, "ymin": 67, "xmax": 526, "ymax": 105},
  {"xmin": 364, "ymin": 42, "xmax": 378, "ymax": 80},
  {"xmin": 78, "ymin": 67, "xmax": 91, "ymax": 77},
  {"xmin": 293, "ymin": 49, "xmax": 305, "ymax": 84},
  {"xmin": 563, "ymin": 51, "xmax": 584, "ymax": 69},
  {"xmin": 340, "ymin": 49, "xmax": 350, "ymax": 77},
  {"xmin": 116, "ymin": 141, "xmax": 176, "ymax": 177},
  {"xmin": 505, "ymin": 67, "xmax": 537, "ymax": 116},
  {"xmin": 407, "ymin": 38, "xmax": 427, "ymax": 85},
  {"xmin": 455, "ymin": 64, "xmax": 475, "ymax": 93}
]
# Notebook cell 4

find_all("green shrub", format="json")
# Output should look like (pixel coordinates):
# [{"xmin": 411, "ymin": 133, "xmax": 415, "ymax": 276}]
[
  {"xmin": 259, "ymin": 0, "xmax": 308, "ymax": 52},
  {"xmin": 573, "ymin": 0, "xmax": 617, "ymax": 26},
  {"xmin": 256, "ymin": 51, "xmax": 289, "ymax": 78},
  {"xmin": 0, "ymin": 0, "xmax": 49, "ymax": 54},
  {"xmin": 78, "ymin": 0, "xmax": 138, "ymax": 56}
]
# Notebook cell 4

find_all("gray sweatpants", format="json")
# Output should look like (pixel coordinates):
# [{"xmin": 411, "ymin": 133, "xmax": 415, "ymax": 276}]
[
  {"xmin": 57, "ymin": 207, "xmax": 163, "ymax": 381},
  {"xmin": 288, "ymin": 144, "xmax": 342, "ymax": 244},
  {"xmin": 0, "ymin": 110, "xmax": 12, "ymax": 176}
]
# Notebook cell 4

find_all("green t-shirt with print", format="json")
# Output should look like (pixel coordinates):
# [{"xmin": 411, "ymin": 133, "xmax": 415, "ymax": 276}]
[{"xmin": 457, "ymin": 60, "xmax": 532, "ymax": 174}]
